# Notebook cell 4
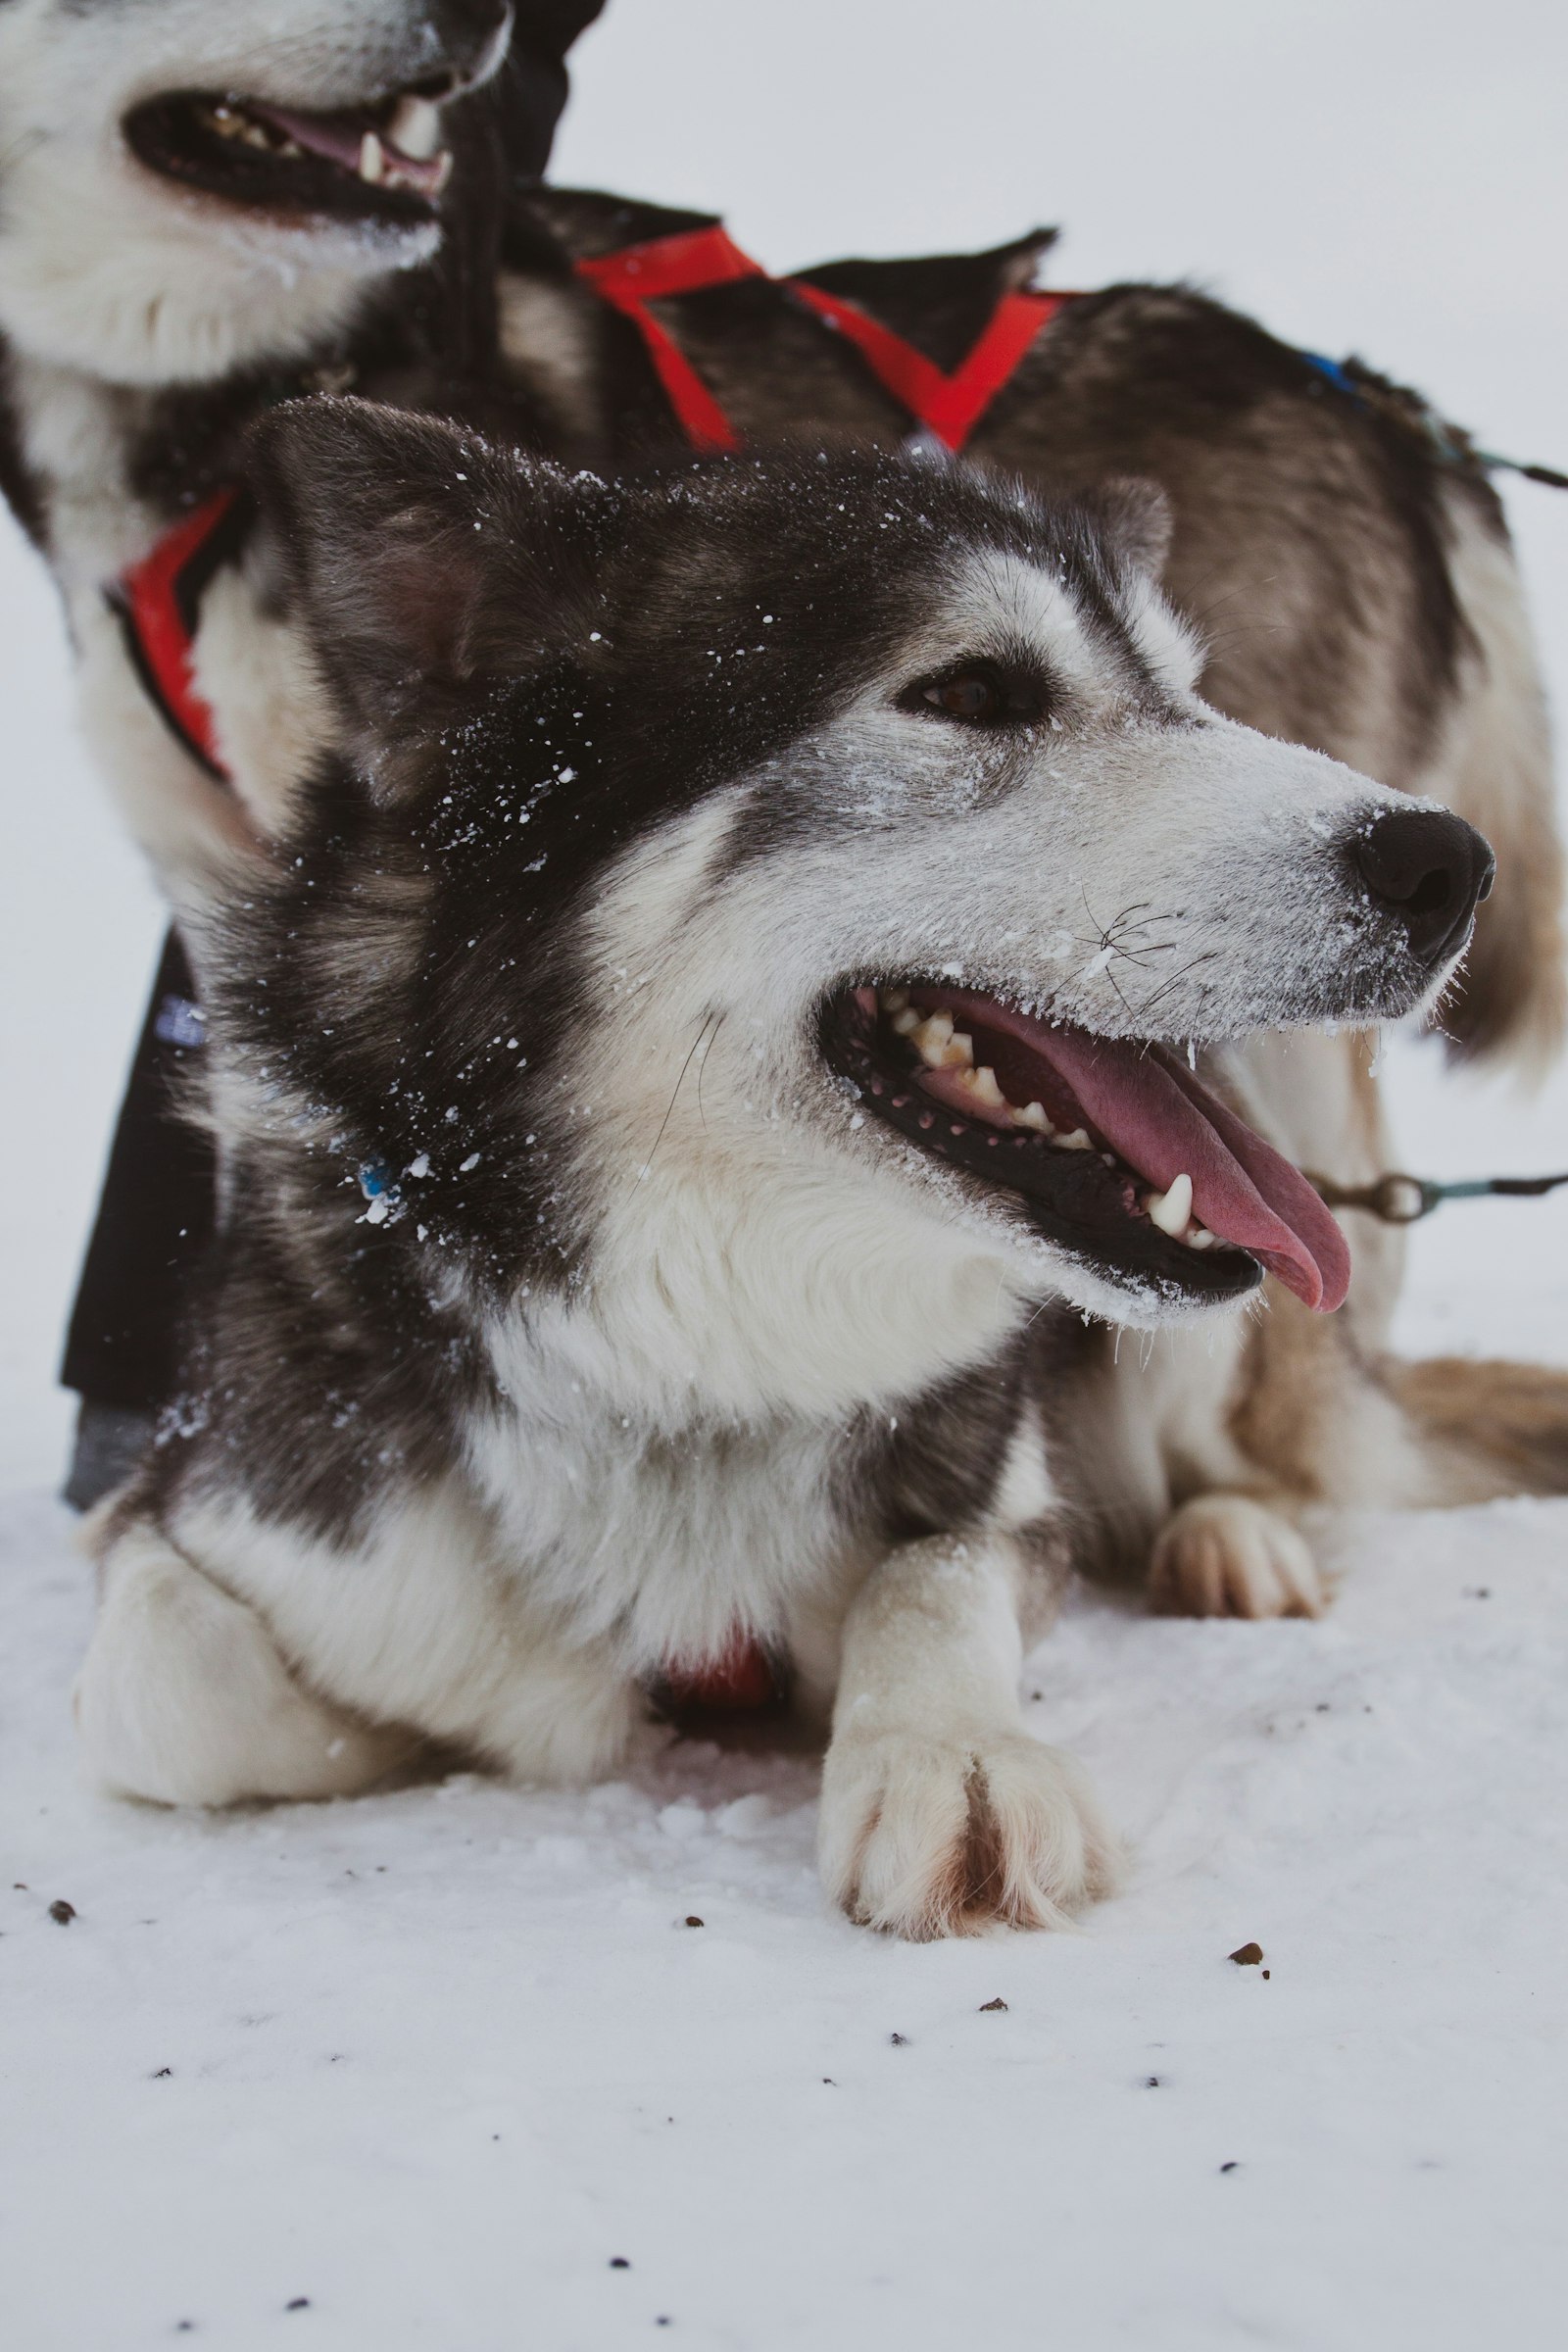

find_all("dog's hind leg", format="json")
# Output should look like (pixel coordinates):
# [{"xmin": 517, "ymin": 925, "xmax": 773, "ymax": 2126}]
[
  {"xmin": 818, "ymin": 1507, "xmax": 1120, "ymax": 1939},
  {"xmin": 1148, "ymin": 1493, "xmax": 1326, "ymax": 1619},
  {"xmin": 75, "ymin": 1520, "xmax": 412, "ymax": 1806}
]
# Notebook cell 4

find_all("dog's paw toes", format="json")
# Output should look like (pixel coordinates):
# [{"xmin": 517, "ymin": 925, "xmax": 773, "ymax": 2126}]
[
  {"xmin": 1149, "ymin": 1494, "xmax": 1324, "ymax": 1620},
  {"xmin": 819, "ymin": 1730, "xmax": 1119, "ymax": 1939}
]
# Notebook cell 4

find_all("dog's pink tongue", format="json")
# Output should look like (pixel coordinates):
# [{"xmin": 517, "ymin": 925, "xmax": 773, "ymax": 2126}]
[
  {"xmin": 1037, "ymin": 1028, "xmax": 1349, "ymax": 1312},
  {"xmin": 250, "ymin": 104, "xmax": 449, "ymax": 195},
  {"xmin": 250, "ymin": 104, "xmax": 368, "ymax": 172}
]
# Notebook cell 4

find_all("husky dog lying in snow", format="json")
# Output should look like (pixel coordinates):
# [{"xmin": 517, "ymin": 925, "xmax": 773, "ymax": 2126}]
[
  {"xmin": 3, "ymin": 0, "xmax": 1566, "ymax": 1608},
  {"xmin": 75, "ymin": 403, "xmax": 1495, "ymax": 1934}
]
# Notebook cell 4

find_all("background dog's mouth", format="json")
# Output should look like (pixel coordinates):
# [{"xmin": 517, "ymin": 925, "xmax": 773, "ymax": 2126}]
[
  {"xmin": 821, "ymin": 983, "xmax": 1352, "ymax": 1312},
  {"xmin": 122, "ymin": 87, "xmax": 455, "ymax": 223}
]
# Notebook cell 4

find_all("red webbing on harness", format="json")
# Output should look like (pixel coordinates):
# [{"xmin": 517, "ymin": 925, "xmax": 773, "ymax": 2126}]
[
  {"xmin": 117, "ymin": 487, "xmax": 239, "ymax": 780},
  {"xmin": 574, "ymin": 223, "xmax": 767, "ymax": 453},
  {"xmin": 573, "ymin": 223, "xmax": 1069, "ymax": 457},
  {"xmin": 785, "ymin": 280, "xmax": 1068, "ymax": 453},
  {"xmin": 660, "ymin": 1634, "xmax": 782, "ymax": 1716}
]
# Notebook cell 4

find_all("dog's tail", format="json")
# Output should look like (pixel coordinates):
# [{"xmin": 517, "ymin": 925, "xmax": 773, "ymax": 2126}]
[{"xmin": 1385, "ymin": 1352, "xmax": 1568, "ymax": 1501}]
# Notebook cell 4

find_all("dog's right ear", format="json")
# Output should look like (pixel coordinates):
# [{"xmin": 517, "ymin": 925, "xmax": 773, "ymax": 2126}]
[{"xmin": 245, "ymin": 396, "xmax": 613, "ymax": 773}]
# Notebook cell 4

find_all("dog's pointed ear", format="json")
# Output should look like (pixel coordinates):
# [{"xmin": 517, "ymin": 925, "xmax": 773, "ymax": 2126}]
[
  {"xmin": 245, "ymin": 396, "xmax": 612, "ymax": 762},
  {"xmin": 1081, "ymin": 477, "xmax": 1174, "ymax": 581}
]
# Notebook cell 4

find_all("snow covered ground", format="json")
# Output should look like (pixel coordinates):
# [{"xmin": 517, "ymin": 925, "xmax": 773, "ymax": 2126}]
[{"xmin": 3, "ymin": 4, "xmax": 1567, "ymax": 2346}]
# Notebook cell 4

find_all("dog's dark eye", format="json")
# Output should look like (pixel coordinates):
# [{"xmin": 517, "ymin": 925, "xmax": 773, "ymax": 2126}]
[{"xmin": 901, "ymin": 662, "xmax": 1042, "ymax": 728}]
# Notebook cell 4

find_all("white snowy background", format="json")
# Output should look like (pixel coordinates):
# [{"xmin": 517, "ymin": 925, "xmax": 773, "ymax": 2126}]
[{"xmin": 3, "ymin": 2, "xmax": 1567, "ymax": 2345}]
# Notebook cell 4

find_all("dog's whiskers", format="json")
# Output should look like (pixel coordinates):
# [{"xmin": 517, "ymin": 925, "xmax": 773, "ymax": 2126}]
[{"xmin": 639, "ymin": 1011, "xmax": 722, "ymax": 1181}]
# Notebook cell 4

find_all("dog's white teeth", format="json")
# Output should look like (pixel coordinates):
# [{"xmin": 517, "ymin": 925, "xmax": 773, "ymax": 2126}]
[
  {"xmin": 890, "ymin": 1006, "xmax": 921, "ymax": 1037},
  {"xmin": 387, "ymin": 95, "xmax": 442, "ymax": 159},
  {"xmin": 1012, "ymin": 1101, "xmax": 1053, "ymax": 1133},
  {"xmin": 1147, "ymin": 1172, "xmax": 1195, "ymax": 1237},
  {"xmin": 911, "ymin": 1010, "xmax": 954, "ymax": 1065},
  {"xmin": 1185, "ymin": 1226, "xmax": 1216, "ymax": 1250},
  {"xmin": 358, "ymin": 130, "xmax": 386, "ymax": 184},
  {"xmin": 880, "ymin": 986, "xmax": 910, "ymax": 1014},
  {"xmin": 431, "ymin": 150, "xmax": 454, "ymax": 194},
  {"xmin": 1055, "ymin": 1127, "xmax": 1092, "ymax": 1152},
  {"xmin": 278, "ymin": 138, "xmax": 304, "ymax": 159},
  {"xmin": 967, "ymin": 1065, "xmax": 1006, "ymax": 1109},
  {"xmin": 939, "ymin": 1030, "xmax": 975, "ymax": 1070}
]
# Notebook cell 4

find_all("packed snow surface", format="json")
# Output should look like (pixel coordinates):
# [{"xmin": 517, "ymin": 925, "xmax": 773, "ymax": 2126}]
[{"xmin": 4, "ymin": 3, "xmax": 1568, "ymax": 2345}]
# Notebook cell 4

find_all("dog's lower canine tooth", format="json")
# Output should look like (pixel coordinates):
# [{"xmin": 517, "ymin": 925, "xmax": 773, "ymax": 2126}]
[
  {"xmin": 359, "ymin": 130, "xmax": 386, "ymax": 184},
  {"xmin": 1186, "ymin": 1226, "xmax": 1216, "ymax": 1250},
  {"xmin": 1148, "ymin": 1172, "xmax": 1195, "ymax": 1237},
  {"xmin": 969, "ymin": 1065, "xmax": 1005, "ymax": 1108}
]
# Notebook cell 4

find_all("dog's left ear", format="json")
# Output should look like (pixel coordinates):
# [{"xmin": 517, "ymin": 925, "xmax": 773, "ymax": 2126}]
[
  {"xmin": 246, "ymin": 396, "xmax": 612, "ymax": 768},
  {"xmin": 1080, "ymin": 477, "xmax": 1174, "ymax": 581}
]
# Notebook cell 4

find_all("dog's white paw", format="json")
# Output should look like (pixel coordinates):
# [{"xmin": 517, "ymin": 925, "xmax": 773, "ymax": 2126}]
[
  {"xmin": 819, "ymin": 1726, "xmax": 1120, "ymax": 1939},
  {"xmin": 1149, "ymin": 1494, "xmax": 1324, "ymax": 1620}
]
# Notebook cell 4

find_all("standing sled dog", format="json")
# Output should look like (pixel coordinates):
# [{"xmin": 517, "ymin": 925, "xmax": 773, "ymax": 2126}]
[
  {"xmin": 0, "ymin": 0, "xmax": 1563, "ymax": 1893},
  {"xmin": 76, "ymin": 404, "xmax": 1494, "ymax": 1932}
]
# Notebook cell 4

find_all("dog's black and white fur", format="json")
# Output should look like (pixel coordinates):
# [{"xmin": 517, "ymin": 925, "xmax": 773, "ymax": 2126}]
[
  {"xmin": 74, "ymin": 405, "xmax": 1492, "ymax": 1935},
  {"xmin": 5, "ymin": 0, "xmax": 1566, "ymax": 1654}
]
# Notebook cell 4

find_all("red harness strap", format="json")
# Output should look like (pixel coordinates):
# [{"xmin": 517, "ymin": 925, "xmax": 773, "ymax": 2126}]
[
  {"xmin": 574, "ymin": 223, "xmax": 1069, "ymax": 457},
  {"xmin": 111, "ymin": 487, "xmax": 243, "ymax": 783},
  {"xmin": 574, "ymin": 223, "xmax": 767, "ymax": 453},
  {"xmin": 785, "ymin": 280, "xmax": 1070, "ymax": 453},
  {"xmin": 659, "ymin": 1634, "xmax": 784, "ymax": 1717}
]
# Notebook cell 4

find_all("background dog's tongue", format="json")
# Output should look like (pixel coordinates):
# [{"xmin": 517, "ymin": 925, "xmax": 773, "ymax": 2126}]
[
  {"xmin": 250, "ymin": 104, "xmax": 368, "ymax": 173},
  {"xmin": 1036, "ymin": 1030, "xmax": 1350, "ymax": 1311}
]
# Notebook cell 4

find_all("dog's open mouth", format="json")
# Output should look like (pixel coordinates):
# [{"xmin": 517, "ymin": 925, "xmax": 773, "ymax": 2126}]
[
  {"xmin": 122, "ymin": 86, "xmax": 454, "ymax": 223},
  {"xmin": 823, "ymin": 984, "xmax": 1351, "ymax": 1312}
]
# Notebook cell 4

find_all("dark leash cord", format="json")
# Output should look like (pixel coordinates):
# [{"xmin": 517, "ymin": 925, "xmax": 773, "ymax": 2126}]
[
  {"xmin": 1307, "ymin": 1168, "xmax": 1568, "ymax": 1224},
  {"xmin": 1298, "ymin": 351, "xmax": 1568, "ymax": 490}
]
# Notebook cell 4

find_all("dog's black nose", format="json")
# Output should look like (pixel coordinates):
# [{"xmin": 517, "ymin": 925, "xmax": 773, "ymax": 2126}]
[
  {"xmin": 1350, "ymin": 807, "xmax": 1495, "ymax": 968},
  {"xmin": 428, "ymin": 0, "xmax": 514, "ymax": 79}
]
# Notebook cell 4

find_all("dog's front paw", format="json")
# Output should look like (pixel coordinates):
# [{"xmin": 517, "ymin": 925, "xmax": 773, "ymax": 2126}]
[
  {"xmin": 1149, "ymin": 1494, "xmax": 1324, "ymax": 1620},
  {"xmin": 818, "ymin": 1726, "xmax": 1119, "ymax": 1939}
]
